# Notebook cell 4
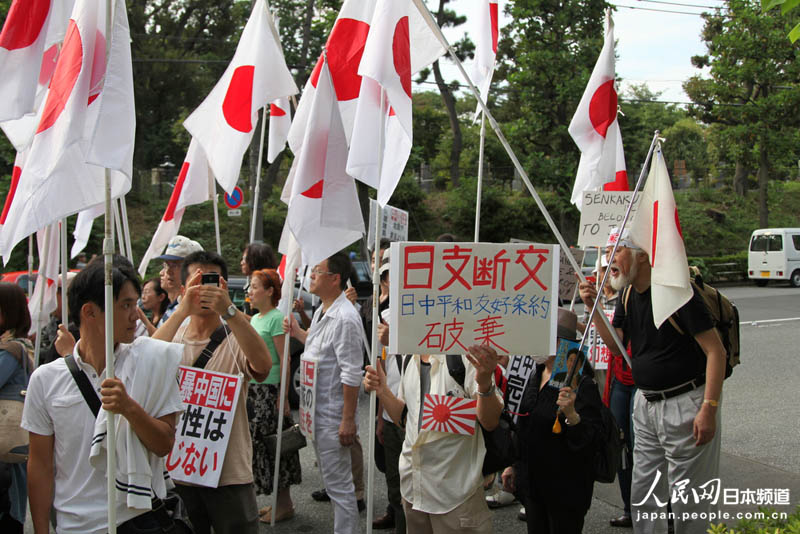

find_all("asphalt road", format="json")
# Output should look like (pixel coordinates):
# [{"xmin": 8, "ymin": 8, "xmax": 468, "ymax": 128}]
[{"xmin": 23, "ymin": 283, "xmax": 800, "ymax": 533}]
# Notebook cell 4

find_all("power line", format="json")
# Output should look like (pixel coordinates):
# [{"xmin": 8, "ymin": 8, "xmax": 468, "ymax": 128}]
[
  {"xmin": 636, "ymin": 0, "xmax": 725, "ymax": 9},
  {"xmin": 614, "ymin": 4, "xmax": 728, "ymax": 16}
]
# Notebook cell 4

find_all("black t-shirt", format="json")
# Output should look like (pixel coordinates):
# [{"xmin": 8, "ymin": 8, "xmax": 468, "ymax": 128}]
[{"xmin": 612, "ymin": 285, "xmax": 713, "ymax": 390}]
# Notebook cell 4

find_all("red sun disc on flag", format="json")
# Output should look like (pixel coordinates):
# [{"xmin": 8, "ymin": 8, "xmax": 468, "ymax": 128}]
[
  {"xmin": 392, "ymin": 17, "xmax": 412, "ymax": 99},
  {"xmin": 222, "ymin": 65, "xmax": 255, "ymax": 133},
  {"xmin": 39, "ymin": 44, "xmax": 60, "ymax": 86},
  {"xmin": 490, "ymin": 2, "xmax": 499, "ymax": 54},
  {"xmin": 87, "ymin": 29, "xmax": 106, "ymax": 106},
  {"xmin": 163, "ymin": 162, "xmax": 190, "ymax": 222},
  {"xmin": 270, "ymin": 103, "xmax": 286, "ymax": 117},
  {"xmin": 0, "ymin": 0, "xmax": 50, "ymax": 51},
  {"xmin": 301, "ymin": 179, "xmax": 324, "ymax": 199},
  {"xmin": 0, "ymin": 165, "xmax": 22, "ymax": 224},
  {"xmin": 421, "ymin": 394, "xmax": 477, "ymax": 435},
  {"xmin": 37, "ymin": 19, "xmax": 82, "ymax": 134},
  {"xmin": 310, "ymin": 18, "xmax": 370, "ymax": 101},
  {"xmin": 588, "ymin": 79, "xmax": 617, "ymax": 138}
]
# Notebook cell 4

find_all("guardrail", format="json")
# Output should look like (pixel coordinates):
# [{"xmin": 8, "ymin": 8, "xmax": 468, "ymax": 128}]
[{"xmin": 709, "ymin": 262, "xmax": 745, "ymax": 282}]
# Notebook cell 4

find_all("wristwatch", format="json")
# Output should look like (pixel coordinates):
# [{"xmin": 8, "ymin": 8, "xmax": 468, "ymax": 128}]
[
  {"xmin": 223, "ymin": 304, "xmax": 237, "ymax": 320},
  {"xmin": 478, "ymin": 383, "xmax": 496, "ymax": 398}
]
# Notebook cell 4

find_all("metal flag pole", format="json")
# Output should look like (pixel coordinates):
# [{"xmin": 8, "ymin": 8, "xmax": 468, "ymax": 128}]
[
  {"xmin": 250, "ymin": 106, "xmax": 269, "ymax": 243},
  {"xmin": 119, "ymin": 196, "xmax": 134, "ymax": 263},
  {"xmin": 32, "ymin": 226, "xmax": 52, "ymax": 369},
  {"xmin": 212, "ymin": 187, "xmax": 222, "ymax": 254},
  {"xmin": 27, "ymin": 235, "xmax": 34, "ymax": 297},
  {"xmin": 270, "ymin": 260, "xmax": 297, "ymax": 526},
  {"xmin": 411, "ymin": 0, "xmax": 629, "ymax": 362},
  {"xmin": 112, "ymin": 198, "xmax": 126, "ymax": 257},
  {"xmin": 474, "ymin": 111, "xmax": 486, "ymax": 242},
  {"xmin": 60, "ymin": 218, "xmax": 69, "ymax": 326},
  {"xmin": 366, "ymin": 87, "xmax": 387, "ymax": 534}
]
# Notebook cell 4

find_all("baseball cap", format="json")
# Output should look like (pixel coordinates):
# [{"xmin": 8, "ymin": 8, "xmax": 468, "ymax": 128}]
[
  {"xmin": 379, "ymin": 248, "xmax": 391, "ymax": 277},
  {"xmin": 156, "ymin": 236, "xmax": 203, "ymax": 261}
]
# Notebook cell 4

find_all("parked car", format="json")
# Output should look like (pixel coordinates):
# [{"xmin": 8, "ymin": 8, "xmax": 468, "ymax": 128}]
[{"xmin": 747, "ymin": 228, "xmax": 800, "ymax": 287}]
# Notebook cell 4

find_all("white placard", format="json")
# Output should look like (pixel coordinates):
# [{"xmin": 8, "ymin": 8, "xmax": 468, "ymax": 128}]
[
  {"xmin": 368, "ymin": 199, "xmax": 409, "ymax": 244},
  {"xmin": 559, "ymin": 248, "xmax": 585, "ymax": 302},
  {"xmin": 167, "ymin": 366, "xmax": 242, "ymax": 488},
  {"xmin": 505, "ymin": 355, "xmax": 536, "ymax": 423},
  {"xmin": 577, "ymin": 192, "xmax": 641, "ymax": 248},
  {"xmin": 298, "ymin": 352, "xmax": 319, "ymax": 442},
  {"xmin": 388, "ymin": 242, "xmax": 559, "ymax": 356},
  {"xmin": 587, "ymin": 308, "xmax": 615, "ymax": 370}
]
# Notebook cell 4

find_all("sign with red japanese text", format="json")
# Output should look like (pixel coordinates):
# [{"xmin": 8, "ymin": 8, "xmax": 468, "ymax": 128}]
[
  {"xmin": 388, "ymin": 242, "xmax": 559, "ymax": 356},
  {"xmin": 421, "ymin": 394, "xmax": 477, "ymax": 435},
  {"xmin": 505, "ymin": 355, "xmax": 536, "ymax": 423},
  {"xmin": 166, "ymin": 366, "xmax": 242, "ymax": 488},
  {"xmin": 511, "ymin": 239, "xmax": 583, "ymax": 302},
  {"xmin": 577, "ymin": 192, "xmax": 642, "ymax": 248},
  {"xmin": 298, "ymin": 352, "xmax": 319, "ymax": 441},
  {"xmin": 586, "ymin": 308, "xmax": 614, "ymax": 370},
  {"xmin": 368, "ymin": 199, "xmax": 409, "ymax": 244}
]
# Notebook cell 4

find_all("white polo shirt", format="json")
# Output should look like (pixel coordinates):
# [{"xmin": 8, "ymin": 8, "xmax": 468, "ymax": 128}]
[{"xmin": 21, "ymin": 340, "xmax": 179, "ymax": 534}]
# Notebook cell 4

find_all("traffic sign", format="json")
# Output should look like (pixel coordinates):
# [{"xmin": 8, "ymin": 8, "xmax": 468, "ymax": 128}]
[
  {"xmin": 227, "ymin": 209, "xmax": 242, "ymax": 217},
  {"xmin": 224, "ymin": 186, "xmax": 244, "ymax": 209}
]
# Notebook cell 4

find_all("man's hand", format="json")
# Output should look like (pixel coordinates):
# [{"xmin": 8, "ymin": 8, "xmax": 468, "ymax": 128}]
[
  {"xmin": 283, "ymin": 316, "xmax": 301, "ymax": 338},
  {"xmin": 556, "ymin": 386, "xmax": 578, "ymax": 419},
  {"xmin": 293, "ymin": 298, "xmax": 304, "ymax": 313},
  {"xmin": 693, "ymin": 404, "xmax": 717, "ymax": 446},
  {"xmin": 338, "ymin": 417, "xmax": 356, "ymax": 447},
  {"xmin": 363, "ymin": 364, "xmax": 387, "ymax": 395},
  {"xmin": 466, "ymin": 345, "xmax": 499, "ymax": 391},
  {"xmin": 344, "ymin": 286, "xmax": 358, "ymax": 305},
  {"xmin": 501, "ymin": 466, "xmax": 516, "ymax": 493},
  {"xmin": 101, "ymin": 378, "xmax": 135, "ymax": 416},
  {"xmin": 54, "ymin": 324, "xmax": 75, "ymax": 357},
  {"xmin": 578, "ymin": 274, "xmax": 598, "ymax": 309},
  {"xmin": 199, "ymin": 276, "xmax": 234, "ymax": 315},
  {"xmin": 175, "ymin": 270, "xmax": 205, "ymax": 317},
  {"xmin": 377, "ymin": 322, "xmax": 389, "ymax": 347}
]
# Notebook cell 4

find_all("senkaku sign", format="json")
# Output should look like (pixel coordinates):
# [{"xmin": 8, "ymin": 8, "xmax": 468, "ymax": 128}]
[
  {"xmin": 388, "ymin": 242, "xmax": 559, "ymax": 356},
  {"xmin": 577, "ymin": 191, "xmax": 641, "ymax": 248}
]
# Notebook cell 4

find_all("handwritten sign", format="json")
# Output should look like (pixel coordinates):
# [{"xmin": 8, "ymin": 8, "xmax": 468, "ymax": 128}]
[
  {"xmin": 587, "ymin": 308, "xmax": 614, "ymax": 370},
  {"xmin": 505, "ymin": 355, "xmax": 536, "ymax": 423},
  {"xmin": 559, "ymin": 248, "xmax": 585, "ymax": 302},
  {"xmin": 578, "ymin": 192, "xmax": 641, "ymax": 248},
  {"xmin": 368, "ymin": 199, "xmax": 409, "ymax": 244},
  {"xmin": 166, "ymin": 366, "xmax": 242, "ymax": 488},
  {"xmin": 388, "ymin": 242, "xmax": 559, "ymax": 356},
  {"xmin": 298, "ymin": 353, "xmax": 318, "ymax": 442}
]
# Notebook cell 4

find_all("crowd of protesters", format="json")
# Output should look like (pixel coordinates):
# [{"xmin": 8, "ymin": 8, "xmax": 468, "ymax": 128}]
[{"xmin": 0, "ymin": 227, "xmax": 727, "ymax": 534}]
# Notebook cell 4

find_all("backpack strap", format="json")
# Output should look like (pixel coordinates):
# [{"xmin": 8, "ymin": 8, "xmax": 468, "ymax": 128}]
[
  {"xmin": 445, "ymin": 354, "xmax": 466, "ymax": 389},
  {"xmin": 65, "ymin": 354, "xmax": 101, "ymax": 417},
  {"xmin": 193, "ymin": 325, "xmax": 228, "ymax": 369},
  {"xmin": 622, "ymin": 285, "xmax": 632, "ymax": 314}
]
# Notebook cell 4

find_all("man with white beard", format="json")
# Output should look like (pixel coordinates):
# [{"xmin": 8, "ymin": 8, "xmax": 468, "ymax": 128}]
[{"xmin": 579, "ymin": 228, "xmax": 727, "ymax": 534}]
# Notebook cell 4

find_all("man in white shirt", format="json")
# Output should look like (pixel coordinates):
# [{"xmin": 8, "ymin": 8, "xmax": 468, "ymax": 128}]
[
  {"xmin": 364, "ymin": 346, "xmax": 503, "ymax": 534},
  {"xmin": 285, "ymin": 252, "xmax": 365, "ymax": 534},
  {"xmin": 23, "ymin": 257, "xmax": 184, "ymax": 534}
]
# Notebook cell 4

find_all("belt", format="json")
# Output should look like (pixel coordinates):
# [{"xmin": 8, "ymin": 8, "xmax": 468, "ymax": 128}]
[{"xmin": 642, "ymin": 376, "xmax": 705, "ymax": 402}]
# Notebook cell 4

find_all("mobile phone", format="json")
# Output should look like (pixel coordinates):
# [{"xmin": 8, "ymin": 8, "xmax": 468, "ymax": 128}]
[{"xmin": 201, "ymin": 272, "xmax": 220, "ymax": 286}]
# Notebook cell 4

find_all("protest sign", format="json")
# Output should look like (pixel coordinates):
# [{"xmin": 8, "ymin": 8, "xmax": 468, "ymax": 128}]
[
  {"xmin": 421, "ymin": 394, "xmax": 477, "ymax": 435},
  {"xmin": 368, "ymin": 199, "xmax": 409, "ymax": 244},
  {"xmin": 559, "ymin": 248, "xmax": 585, "ymax": 302},
  {"xmin": 167, "ymin": 366, "xmax": 242, "ymax": 488},
  {"xmin": 505, "ymin": 355, "xmax": 536, "ymax": 423},
  {"xmin": 548, "ymin": 339, "xmax": 589, "ymax": 389},
  {"xmin": 577, "ymin": 191, "xmax": 641, "ymax": 248},
  {"xmin": 587, "ymin": 308, "xmax": 614, "ymax": 370},
  {"xmin": 298, "ymin": 352, "xmax": 319, "ymax": 441},
  {"xmin": 388, "ymin": 242, "xmax": 559, "ymax": 356}
]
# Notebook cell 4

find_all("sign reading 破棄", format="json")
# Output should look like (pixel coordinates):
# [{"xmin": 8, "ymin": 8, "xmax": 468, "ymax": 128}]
[
  {"xmin": 166, "ymin": 366, "xmax": 242, "ymax": 488},
  {"xmin": 388, "ymin": 242, "xmax": 559, "ymax": 356},
  {"xmin": 578, "ymin": 192, "xmax": 641, "ymax": 248}
]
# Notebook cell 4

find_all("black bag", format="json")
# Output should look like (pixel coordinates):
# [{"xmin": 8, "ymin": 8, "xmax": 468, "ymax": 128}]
[
  {"xmin": 445, "ymin": 355, "xmax": 517, "ymax": 476},
  {"xmin": 265, "ymin": 424, "xmax": 307, "ymax": 457},
  {"xmin": 64, "ymin": 355, "xmax": 194, "ymax": 534},
  {"xmin": 594, "ymin": 401, "xmax": 624, "ymax": 483}
]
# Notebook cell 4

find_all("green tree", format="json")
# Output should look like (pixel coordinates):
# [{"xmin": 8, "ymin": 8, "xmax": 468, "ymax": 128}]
[
  {"xmin": 662, "ymin": 118, "xmax": 709, "ymax": 185},
  {"xmin": 684, "ymin": 0, "xmax": 800, "ymax": 225}
]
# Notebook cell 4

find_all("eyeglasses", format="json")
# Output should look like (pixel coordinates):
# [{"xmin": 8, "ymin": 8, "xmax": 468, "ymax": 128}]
[{"xmin": 311, "ymin": 268, "xmax": 335, "ymax": 276}]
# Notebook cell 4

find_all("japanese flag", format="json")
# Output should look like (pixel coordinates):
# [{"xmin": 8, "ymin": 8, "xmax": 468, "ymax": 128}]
[
  {"xmin": 630, "ymin": 144, "xmax": 692, "ymax": 328},
  {"xmin": 284, "ymin": 59, "xmax": 364, "ymax": 267},
  {"xmin": 267, "ymin": 98, "xmax": 291, "ymax": 163},
  {"xmin": 28, "ymin": 222, "xmax": 61, "ymax": 333},
  {"xmin": 184, "ymin": 0, "xmax": 298, "ymax": 194},
  {"xmin": 421, "ymin": 394, "xmax": 477, "ymax": 435},
  {"xmin": 0, "ymin": 0, "xmax": 135, "ymax": 263},
  {"xmin": 70, "ymin": 203, "xmax": 103, "ymax": 259},
  {"xmin": 568, "ymin": 10, "xmax": 628, "ymax": 211},
  {"xmin": 473, "ymin": 0, "xmax": 499, "ymax": 120},
  {"xmin": 138, "ymin": 138, "xmax": 214, "ymax": 277}
]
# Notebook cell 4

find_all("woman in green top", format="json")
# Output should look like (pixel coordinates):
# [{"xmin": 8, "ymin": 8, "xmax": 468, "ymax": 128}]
[{"xmin": 247, "ymin": 269, "xmax": 302, "ymax": 523}]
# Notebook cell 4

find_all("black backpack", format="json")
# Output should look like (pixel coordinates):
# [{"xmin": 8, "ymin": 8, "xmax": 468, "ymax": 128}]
[
  {"xmin": 444, "ymin": 355, "xmax": 517, "ymax": 476},
  {"xmin": 593, "ymin": 394, "xmax": 624, "ymax": 483}
]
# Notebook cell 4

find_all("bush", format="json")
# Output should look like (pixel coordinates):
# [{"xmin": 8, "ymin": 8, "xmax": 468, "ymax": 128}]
[{"xmin": 708, "ymin": 505, "xmax": 800, "ymax": 533}]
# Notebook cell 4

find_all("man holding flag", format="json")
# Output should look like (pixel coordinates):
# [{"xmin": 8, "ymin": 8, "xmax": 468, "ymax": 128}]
[{"xmin": 579, "ymin": 147, "xmax": 727, "ymax": 534}]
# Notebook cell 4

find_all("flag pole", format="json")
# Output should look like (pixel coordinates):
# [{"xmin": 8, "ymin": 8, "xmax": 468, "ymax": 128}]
[
  {"xmin": 366, "ymin": 87, "xmax": 387, "ymax": 534},
  {"xmin": 212, "ymin": 188, "xmax": 222, "ymax": 254},
  {"xmin": 60, "ymin": 218, "xmax": 69, "ymax": 326},
  {"xmin": 250, "ymin": 106, "xmax": 268, "ymax": 243},
  {"xmin": 119, "ymin": 196, "xmax": 134, "ymax": 263},
  {"xmin": 112, "ymin": 198, "xmax": 126, "ymax": 257},
  {"xmin": 27, "ymin": 235, "xmax": 34, "ymax": 297},
  {"xmin": 411, "ymin": 0, "xmax": 629, "ymax": 363},
  {"xmin": 32, "ymin": 226, "xmax": 53, "ymax": 369},
  {"xmin": 474, "ymin": 112, "xmax": 486, "ymax": 242},
  {"xmin": 270, "ymin": 259, "xmax": 296, "ymax": 526}
]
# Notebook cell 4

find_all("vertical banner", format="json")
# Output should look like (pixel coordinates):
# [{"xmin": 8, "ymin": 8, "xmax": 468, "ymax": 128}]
[
  {"xmin": 166, "ymin": 367, "xmax": 242, "ymax": 488},
  {"xmin": 298, "ymin": 352, "xmax": 319, "ymax": 441},
  {"xmin": 504, "ymin": 355, "xmax": 536, "ymax": 423},
  {"xmin": 388, "ymin": 242, "xmax": 559, "ymax": 356},
  {"xmin": 367, "ymin": 198, "xmax": 409, "ymax": 244},
  {"xmin": 587, "ymin": 307, "xmax": 614, "ymax": 370}
]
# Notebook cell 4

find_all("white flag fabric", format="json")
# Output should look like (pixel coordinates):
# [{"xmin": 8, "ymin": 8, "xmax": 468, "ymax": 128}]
[
  {"xmin": 276, "ymin": 226, "xmax": 301, "ymax": 315},
  {"xmin": 71, "ymin": 202, "xmax": 103, "ymax": 258},
  {"xmin": 267, "ymin": 98, "xmax": 291, "ymax": 163},
  {"xmin": 0, "ymin": 0, "xmax": 135, "ymax": 263},
  {"xmin": 285, "ymin": 59, "xmax": 364, "ymax": 267},
  {"xmin": 0, "ymin": 0, "xmax": 74, "ymax": 123},
  {"xmin": 184, "ymin": 0, "xmax": 297, "ymax": 194},
  {"xmin": 568, "ymin": 11, "xmax": 628, "ymax": 210},
  {"xmin": 28, "ymin": 222, "xmax": 60, "ymax": 333},
  {"xmin": 346, "ymin": 0, "xmax": 445, "ymax": 207},
  {"xmin": 473, "ymin": 0, "xmax": 499, "ymax": 120},
  {"xmin": 630, "ymin": 145, "xmax": 692, "ymax": 329},
  {"xmin": 138, "ymin": 139, "xmax": 214, "ymax": 277}
]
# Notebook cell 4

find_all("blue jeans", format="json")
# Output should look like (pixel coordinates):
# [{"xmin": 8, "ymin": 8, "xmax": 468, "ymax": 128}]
[{"xmin": 609, "ymin": 377, "xmax": 636, "ymax": 515}]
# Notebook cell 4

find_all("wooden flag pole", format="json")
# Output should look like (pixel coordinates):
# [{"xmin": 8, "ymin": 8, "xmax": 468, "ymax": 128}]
[{"xmin": 411, "ymin": 0, "xmax": 630, "ymax": 364}]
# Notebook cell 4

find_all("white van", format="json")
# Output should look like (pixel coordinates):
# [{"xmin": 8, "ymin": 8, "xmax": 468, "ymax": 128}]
[{"xmin": 747, "ymin": 228, "xmax": 800, "ymax": 287}]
